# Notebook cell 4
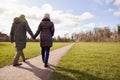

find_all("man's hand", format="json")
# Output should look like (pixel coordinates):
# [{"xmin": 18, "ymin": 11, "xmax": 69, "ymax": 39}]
[
  {"xmin": 11, "ymin": 41, "xmax": 14, "ymax": 43},
  {"xmin": 32, "ymin": 35, "xmax": 36, "ymax": 40},
  {"xmin": 11, "ymin": 39, "xmax": 14, "ymax": 43}
]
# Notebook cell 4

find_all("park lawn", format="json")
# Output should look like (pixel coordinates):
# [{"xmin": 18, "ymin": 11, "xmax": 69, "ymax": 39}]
[
  {"xmin": 0, "ymin": 42, "xmax": 70, "ymax": 68},
  {"xmin": 49, "ymin": 42, "xmax": 120, "ymax": 80}
]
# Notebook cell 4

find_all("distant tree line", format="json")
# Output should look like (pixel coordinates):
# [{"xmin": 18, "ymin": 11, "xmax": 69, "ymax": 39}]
[
  {"xmin": 71, "ymin": 25, "xmax": 120, "ymax": 42},
  {"xmin": 53, "ymin": 33, "xmax": 73, "ymax": 42},
  {"xmin": 53, "ymin": 25, "xmax": 120, "ymax": 42},
  {"xmin": 0, "ymin": 25, "xmax": 120, "ymax": 42},
  {"xmin": 0, "ymin": 32, "xmax": 9, "ymax": 42},
  {"xmin": 0, "ymin": 32, "xmax": 36, "ymax": 42}
]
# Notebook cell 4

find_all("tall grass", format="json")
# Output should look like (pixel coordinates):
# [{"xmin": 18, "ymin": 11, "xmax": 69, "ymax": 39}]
[
  {"xmin": 49, "ymin": 42, "xmax": 120, "ymax": 80},
  {"xmin": 0, "ymin": 42, "xmax": 70, "ymax": 68}
]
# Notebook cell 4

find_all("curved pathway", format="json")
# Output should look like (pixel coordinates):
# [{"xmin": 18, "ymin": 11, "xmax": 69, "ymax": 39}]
[{"xmin": 0, "ymin": 43, "xmax": 74, "ymax": 80}]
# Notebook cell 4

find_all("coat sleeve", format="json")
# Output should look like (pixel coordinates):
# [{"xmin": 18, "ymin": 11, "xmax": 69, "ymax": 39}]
[
  {"xmin": 25, "ymin": 21, "xmax": 34, "ymax": 38},
  {"xmin": 10, "ymin": 23, "xmax": 15, "ymax": 42},
  {"xmin": 50, "ymin": 22, "xmax": 55, "ymax": 36},
  {"xmin": 34, "ymin": 23, "xmax": 41, "ymax": 38}
]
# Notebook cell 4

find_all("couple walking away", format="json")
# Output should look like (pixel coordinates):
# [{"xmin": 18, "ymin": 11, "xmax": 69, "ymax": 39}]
[{"xmin": 10, "ymin": 13, "xmax": 55, "ymax": 67}]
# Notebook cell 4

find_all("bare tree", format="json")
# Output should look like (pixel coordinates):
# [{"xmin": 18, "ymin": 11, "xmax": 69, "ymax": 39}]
[
  {"xmin": 103, "ymin": 27, "xmax": 111, "ymax": 41},
  {"xmin": 71, "ymin": 26, "xmax": 119, "ymax": 42}
]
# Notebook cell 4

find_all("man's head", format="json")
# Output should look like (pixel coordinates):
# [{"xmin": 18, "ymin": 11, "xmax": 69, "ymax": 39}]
[{"xmin": 19, "ymin": 14, "xmax": 26, "ymax": 21}]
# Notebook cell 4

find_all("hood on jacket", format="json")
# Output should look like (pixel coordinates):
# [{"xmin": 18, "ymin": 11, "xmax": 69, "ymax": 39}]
[
  {"xmin": 13, "ymin": 17, "xmax": 21, "ymax": 24},
  {"xmin": 42, "ymin": 18, "xmax": 50, "ymax": 21},
  {"xmin": 19, "ymin": 14, "xmax": 26, "ymax": 22}
]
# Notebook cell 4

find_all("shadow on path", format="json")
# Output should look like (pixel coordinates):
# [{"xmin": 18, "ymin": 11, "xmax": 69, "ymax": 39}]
[
  {"xmin": 17, "ymin": 62, "xmax": 104, "ymax": 80},
  {"xmin": 18, "ymin": 62, "xmax": 53, "ymax": 80}
]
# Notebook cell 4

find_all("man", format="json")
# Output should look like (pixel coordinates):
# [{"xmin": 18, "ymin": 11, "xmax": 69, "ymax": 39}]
[{"xmin": 10, "ymin": 15, "xmax": 34, "ymax": 66}]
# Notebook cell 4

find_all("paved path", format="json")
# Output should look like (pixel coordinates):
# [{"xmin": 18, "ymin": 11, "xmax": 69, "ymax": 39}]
[{"xmin": 0, "ymin": 43, "xmax": 74, "ymax": 80}]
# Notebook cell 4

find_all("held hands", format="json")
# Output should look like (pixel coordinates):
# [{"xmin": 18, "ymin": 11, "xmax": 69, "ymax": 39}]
[
  {"xmin": 32, "ymin": 35, "xmax": 36, "ymax": 40},
  {"xmin": 31, "ymin": 35, "xmax": 36, "ymax": 41}
]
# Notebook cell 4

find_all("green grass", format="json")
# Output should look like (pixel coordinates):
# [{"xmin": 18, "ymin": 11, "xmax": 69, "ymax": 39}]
[
  {"xmin": 0, "ymin": 42, "xmax": 70, "ymax": 68},
  {"xmin": 49, "ymin": 42, "xmax": 120, "ymax": 80}
]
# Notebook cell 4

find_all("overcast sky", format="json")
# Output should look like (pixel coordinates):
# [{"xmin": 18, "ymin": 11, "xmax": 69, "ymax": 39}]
[{"xmin": 0, "ymin": 0, "xmax": 120, "ymax": 37}]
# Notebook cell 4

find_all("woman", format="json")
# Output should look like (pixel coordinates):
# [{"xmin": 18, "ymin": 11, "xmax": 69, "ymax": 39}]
[{"xmin": 34, "ymin": 13, "xmax": 55, "ymax": 67}]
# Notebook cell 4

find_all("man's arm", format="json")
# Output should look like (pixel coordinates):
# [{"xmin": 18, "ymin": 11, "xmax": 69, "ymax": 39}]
[{"xmin": 25, "ymin": 21, "xmax": 34, "ymax": 39}]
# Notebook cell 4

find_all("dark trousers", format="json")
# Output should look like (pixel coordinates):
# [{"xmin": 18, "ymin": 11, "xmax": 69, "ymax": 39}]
[
  {"xmin": 41, "ymin": 47, "xmax": 50, "ymax": 64},
  {"xmin": 13, "ymin": 48, "xmax": 25, "ymax": 65}
]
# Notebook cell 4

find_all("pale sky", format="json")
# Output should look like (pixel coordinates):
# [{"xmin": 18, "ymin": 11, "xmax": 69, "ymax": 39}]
[{"xmin": 0, "ymin": 0, "xmax": 120, "ymax": 37}]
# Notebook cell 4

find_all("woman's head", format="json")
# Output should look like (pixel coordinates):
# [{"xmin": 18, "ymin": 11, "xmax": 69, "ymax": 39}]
[{"xmin": 43, "ymin": 13, "xmax": 50, "ymax": 19}]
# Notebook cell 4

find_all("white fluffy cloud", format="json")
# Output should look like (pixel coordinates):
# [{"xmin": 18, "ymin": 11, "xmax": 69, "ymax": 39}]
[
  {"xmin": 0, "ymin": 0, "xmax": 94, "ymax": 37},
  {"xmin": 106, "ymin": 0, "xmax": 120, "ymax": 16},
  {"xmin": 108, "ymin": 8, "xmax": 114, "ymax": 12},
  {"xmin": 96, "ymin": 0, "xmax": 120, "ymax": 16},
  {"xmin": 113, "ymin": 9, "xmax": 120, "ymax": 16},
  {"xmin": 106, "ymin": 0, "xmax": 113, "ymax": 4},
  {"xmin": 114, "ymin": 0, "xmax": 120, "ymax": 7},
  {"xmin": 113, "ymin": 0, "xmax": 120, "ymax": 16}
]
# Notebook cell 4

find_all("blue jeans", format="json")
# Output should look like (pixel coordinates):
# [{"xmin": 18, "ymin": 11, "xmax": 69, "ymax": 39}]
[{"xmin": 41, "ymin": 47, "xmax": 50, "ymax": 64}]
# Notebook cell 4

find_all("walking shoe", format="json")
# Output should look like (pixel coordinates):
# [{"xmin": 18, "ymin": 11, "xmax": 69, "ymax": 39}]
[
  {"xmin": 44, "ymin": 64, "xmax": 49, "ymax": 67},
  {"xmin": 23, "ymin": 58, "xmax": 28, "ymax": 62},
  {"xmin": 23, "ymin": 60, "xmax": 25, "ymax": 62},
  {"xmin": 13, "ymin": 63, "xmax": 22, "ymax": 66}
]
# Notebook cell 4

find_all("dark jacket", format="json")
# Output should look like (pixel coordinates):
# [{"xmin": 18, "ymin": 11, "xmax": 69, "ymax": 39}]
[
  {"xmin": 34, "ymin": 18, "xmax": 55, "ymax": 47},
  {"xmin": 10, "ymin": 17, "xmax": 34, "ymax": 50}
]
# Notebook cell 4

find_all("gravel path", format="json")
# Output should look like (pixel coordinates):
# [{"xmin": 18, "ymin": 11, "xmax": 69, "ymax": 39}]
[{"xmin": 0, "ymin": 43, "xmax": 74, "ymax": 80}]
